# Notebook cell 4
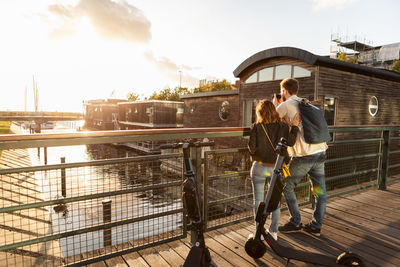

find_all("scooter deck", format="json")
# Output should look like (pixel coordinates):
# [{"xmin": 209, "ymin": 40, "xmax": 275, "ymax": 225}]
[{"xmin": 263, "ymin": 232, "xmax": 342, "ymax": 267}]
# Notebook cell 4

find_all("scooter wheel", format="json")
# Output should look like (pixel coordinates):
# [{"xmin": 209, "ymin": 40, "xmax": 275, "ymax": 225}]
[
  {"xmin": 336, "ymin": 251, "xmax": 365, "ymax": 266},
  {"xmin": 244, "ymin": 236, "xmax": 266, "ymax": 259}
]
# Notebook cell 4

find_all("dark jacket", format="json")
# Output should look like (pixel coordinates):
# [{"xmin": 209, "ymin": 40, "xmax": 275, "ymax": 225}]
[{"xmin": 248, "ymin": 122, "xmax": 299, "ymax": 164}]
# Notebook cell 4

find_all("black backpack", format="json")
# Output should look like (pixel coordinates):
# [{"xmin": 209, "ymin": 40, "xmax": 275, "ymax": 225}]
[{"xmin": 297, "ymin": 99, "xmax": 331, "ymax": 144}]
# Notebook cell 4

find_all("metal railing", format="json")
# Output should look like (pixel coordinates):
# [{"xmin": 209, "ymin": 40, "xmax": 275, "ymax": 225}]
[{"xmin": 0, "ymin": 125, "xmax": 399, "ymax": 266}]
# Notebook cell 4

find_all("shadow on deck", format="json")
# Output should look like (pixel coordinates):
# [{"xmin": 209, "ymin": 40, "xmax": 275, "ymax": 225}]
[{"xmin": 92, "ymin": 181, "xmax": 400, "ymax": 267}]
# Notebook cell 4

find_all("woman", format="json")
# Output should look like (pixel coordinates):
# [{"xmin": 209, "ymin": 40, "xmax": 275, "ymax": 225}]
[{"xmin": 248, "ymin": 99, "xmax": 300, "ymax": 240}]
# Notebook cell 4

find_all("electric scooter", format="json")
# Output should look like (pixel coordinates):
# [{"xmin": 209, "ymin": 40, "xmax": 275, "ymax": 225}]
[
  {"xmin": 159, "ymin": 140, "xmax": 215, "ymax": 267},
  {"xmin": 245, "ymin": 138, "xmax": 365, "ymax": 266}
]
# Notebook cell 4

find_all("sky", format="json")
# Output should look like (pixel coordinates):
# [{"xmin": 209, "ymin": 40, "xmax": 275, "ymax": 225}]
[{"xmin": 0, "ymin": 0, "xmax": 399, "ymax": 112}]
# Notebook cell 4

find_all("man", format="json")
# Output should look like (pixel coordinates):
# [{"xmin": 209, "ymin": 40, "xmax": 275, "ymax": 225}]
[{"xmin": 273, "ymin": 78, "xmax": 328, "ymax": 236}]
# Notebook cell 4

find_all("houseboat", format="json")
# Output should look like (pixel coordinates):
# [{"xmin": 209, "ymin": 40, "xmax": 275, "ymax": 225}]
[{"xmin": 83, "ymin": 99, "xmax": 127, "ymax": 130}]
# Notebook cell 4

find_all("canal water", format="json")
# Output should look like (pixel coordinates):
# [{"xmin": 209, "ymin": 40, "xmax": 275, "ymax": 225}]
[{"xmin": 23, "ymin": 122, "xmax": 183, "ymax": 257}]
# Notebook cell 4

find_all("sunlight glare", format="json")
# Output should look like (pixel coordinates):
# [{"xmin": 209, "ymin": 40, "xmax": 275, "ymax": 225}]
[{"xmin": 76, "ymin": 17, "xmax": 95, "ymax": 40}]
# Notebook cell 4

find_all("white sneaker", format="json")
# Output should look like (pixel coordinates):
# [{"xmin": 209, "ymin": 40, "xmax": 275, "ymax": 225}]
[{"xmin": 267, "ymin": 229, "xmax": 278, "ymax": 241}]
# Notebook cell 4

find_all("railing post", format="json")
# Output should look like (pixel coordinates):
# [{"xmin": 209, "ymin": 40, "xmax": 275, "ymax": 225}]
[
  {"xmin": 203, "ymin": 151, "xmax": 209, "ymax": 232},
  {"xmin": 379, "ymin": 130, "xmax": 390, "ymax": 190},
  {"xmin": 189, "ymin": 144, "xmax": 202, "ymax": 245},
  {"xmin": 44, "ymin": 147, "xmax": 47, "ymax": 165},
  {"xmin": 61, "ymin": 157, "xmax": 66, "ymax": 197},
  {"xmin": 102, "ymin": 199, "xmax": 112, "ymax": 247}
]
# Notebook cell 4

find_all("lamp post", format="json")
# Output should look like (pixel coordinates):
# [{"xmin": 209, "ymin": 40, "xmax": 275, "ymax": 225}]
[{"xmin": 179, "ymin": 70, "xmax": 182, "ymax": 88}]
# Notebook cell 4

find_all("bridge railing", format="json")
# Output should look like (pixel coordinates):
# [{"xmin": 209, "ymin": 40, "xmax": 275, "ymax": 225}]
[
  {"xmin": 0, "ymin": 111, "xmax": 83, "ymax": 122},
  {"xmin": 0, "ymin": 125, "xmax": 399, "ymax": 266}
]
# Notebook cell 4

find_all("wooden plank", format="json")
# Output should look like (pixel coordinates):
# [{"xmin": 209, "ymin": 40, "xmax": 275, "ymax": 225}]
[
  {"xmin": 236, "ymin": 222, "xmax": 318, "ymax": 266},
  {"xmin": 306, "ymin": 205, "xmax": 400, "ymax": 253},
  {"xmin": 228, "ymin": 221, "xmax": 316, "ymax": 267},
  {"xmin": 307, "ymin": 206, "xmax": 400, "ymax": 252},
  {"xmin": 178, "ymin": 238, "xmax": 235, "ymax": 267},
  {"xmin": 137, "ymin": 247, "xmax": 171, "ymax": 267},
  {"xmin": 229, "ymin": 220, "xmax": 317, "ymax": 267},
  {"xmin": 105, "ymin": 256, "xmax": 129, "ymax": 267},
  {"xmin": 212, "ymin": 226, "xmax": 270, "ymax": 266},
  {"xmin": 347, "ymin": 190, "xmax": 400, "ymax": 212},
  {"xmin": 181, "ymin": 235, "xmax": 238, "ymax": 267},
  {"xmin": 121, "ymin": 251, "xmax": 150, "ymax": 267},
  {"xmin": 332, "ymin": 197, "xmax": 400, "ymax": 225},
  {"xmin": 203, "ymin": 235, "xmax": 254, "ymax": 267},
  {"xmin": 299, "ymin": 208, "xmax": 398, "ymax": 267},
  {"xmin": 215, "ymin": 223, "xmax": 291, "ymax": 266},
  {"xmin": 155, "ymin": 243, "xmax": 185, "ymax": 267},
  {"xmin": 326, "ymin": 201, "xmax": 400, "ymax": 241},
  {"xmin": 75, "ymin": 248, "xmax": 106, "ymax": 267},
  {"xmin": 166, "ymin": 239, "xmax": 191, "ymax": 260},
  {"xmin": 0, "ymin": 149, "xmax": 63, "ymax": 267}
]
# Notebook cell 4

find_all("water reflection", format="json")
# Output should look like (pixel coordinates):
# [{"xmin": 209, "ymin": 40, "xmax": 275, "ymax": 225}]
[{"xmin": 26, "ymin": 124, "xmax": 183, "ymax": 257}]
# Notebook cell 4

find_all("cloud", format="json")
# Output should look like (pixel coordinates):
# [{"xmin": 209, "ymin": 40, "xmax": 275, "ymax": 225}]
[
  {"xmin": 144, "ymin": 51, "xmax": 200, "ymax": 87},
  {"xmin": 48, "ymin": 0, "xmax": 151, "ymax": 43},
  {"xmin": 312, "ymin": 0, "xmax": 359, "ymax": 11}
]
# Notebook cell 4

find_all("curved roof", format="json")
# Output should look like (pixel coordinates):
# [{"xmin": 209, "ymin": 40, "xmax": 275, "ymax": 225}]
[{"xmin": 233, "ymin": 46, "xmax": 400, "ymax": 82}]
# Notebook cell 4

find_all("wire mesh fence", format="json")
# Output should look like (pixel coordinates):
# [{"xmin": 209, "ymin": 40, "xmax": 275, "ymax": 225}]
[
  {"xmin": 204, "ymin": 148, "xmax": 253, "ymax": 230},
  {"xmin": 0, "ymin": 150, "xmax": 185, "ymax": 266},
  {"xmin": 389, "ymin": 132, "xmax": 400, "ymax": 178},
  {"xmin": 202, "ymin": 128, "xmax": 400, "ymax": 232}
]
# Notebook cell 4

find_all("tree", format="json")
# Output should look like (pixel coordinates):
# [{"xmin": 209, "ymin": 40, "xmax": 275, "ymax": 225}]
[
  {"xmin": 149, "ymin": 86, "xmax": 191, "ymax": 101},
  {"xmin": 192, "ymin": 79, "xmax": 236, "ymax": 93},
  {"xmin": 337, "ymin": 52, "xmax": 348, "ymax": 62},
  {"xmin": 337, "ymin": 52, "xmax": 359, "ymax": 64},
  {"xmin": 393, "ymin": 59, "xmax": 400, "ymax": 73},
  {"xmin": 126, "ymin": 92, "xmax": 140, "ymax": 101}
]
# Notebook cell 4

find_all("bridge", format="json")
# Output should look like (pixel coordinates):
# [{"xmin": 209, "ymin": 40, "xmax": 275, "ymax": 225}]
[
  {"xmin": 0, "ymin": 125, "xmax": 399, "ymax": 266},
  {"xmin": 0, "ymin": 111, "xmax": 83, "ymax": 122}
]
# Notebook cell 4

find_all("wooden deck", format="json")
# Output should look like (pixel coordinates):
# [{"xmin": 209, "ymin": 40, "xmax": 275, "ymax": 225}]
[{"xmin": 92, "ymin": 181, "xmax": 400, "ymax": 267}]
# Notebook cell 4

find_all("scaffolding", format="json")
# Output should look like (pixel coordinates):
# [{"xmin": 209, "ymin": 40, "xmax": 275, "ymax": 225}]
[{"xmin": 330, "ymin": 33, "xmax": 399, "ymax": 70}]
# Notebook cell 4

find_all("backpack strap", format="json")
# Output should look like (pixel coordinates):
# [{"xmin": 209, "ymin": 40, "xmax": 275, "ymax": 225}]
[{"xmin": 260, "ymin": 123, "xmax": 277, "ymax": 153}]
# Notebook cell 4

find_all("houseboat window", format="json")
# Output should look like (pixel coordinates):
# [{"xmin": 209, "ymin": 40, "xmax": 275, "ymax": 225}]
[
  {"xmin": 293, "ymin": 66, "xmax": 311, "ymax": 78},
  {"xmin": 146, "ymin": 107, "xmax": 153, "ymax": 114},
  {"xmin": 245, "ymin": 72, "xmax": 257, "ymax": 83},
  {"xmin": 324, "ymin": 97, "xmax": 336, "ymax": 125},
  {"xmin": 258, "ymin": 67, "xmax": 273, "ymax": 82},
  {"xmin": 275, "ymin": 65, "xmax": 292, "ymax": 80},
  {"xmin": 243, "ymin": 99, "xmax": 260, "ymax": 126},
  {"xmin": 368, "ymin": 96, "xmax": 378, "ymax": 116},
  {"xmin": 243, "ymin": 100, "xmax": 253, "ymax": 126},
  {"xmin": 244, "ymin": 65, "xmax": 311, "ymax": 84},
  {"xmin": 219, "ymin": 101, "xmax": 230, "ymax": 121}
]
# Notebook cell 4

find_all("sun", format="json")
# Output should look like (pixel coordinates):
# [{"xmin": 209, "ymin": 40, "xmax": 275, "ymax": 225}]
[{"xmin": 76, "ymin": 17, "xmax": 95, "ymax": 39}]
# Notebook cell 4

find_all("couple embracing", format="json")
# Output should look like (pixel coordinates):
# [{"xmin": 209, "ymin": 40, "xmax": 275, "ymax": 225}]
[{"xmin": 248, "ymin": 78, "xmax": 328, "ymax": 240}]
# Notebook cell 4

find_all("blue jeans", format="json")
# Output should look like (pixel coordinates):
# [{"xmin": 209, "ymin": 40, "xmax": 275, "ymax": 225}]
[
  {"xmin": 284, "ymin": 152, "xmax": 327, "ymax": 229},
  {"xmin": 250, "ymin": 161, "xmax": 280, "ymax": 233}
]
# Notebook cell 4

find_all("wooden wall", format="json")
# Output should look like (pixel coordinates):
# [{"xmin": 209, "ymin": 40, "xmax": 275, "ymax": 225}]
[
  {"xmin": 183, "ymin": 94, "xmax": 240, "ymax": 128},
  {"xmin": 119, "ymin": 102, "xmax": 183, "ymax": 129},
  {"xmin": 318, "ymin": 67, "xmax": 400, "ymax": 125},
  {"xmin": 84, "ymin": 104, "xmax": 118, "ymax": 130}
]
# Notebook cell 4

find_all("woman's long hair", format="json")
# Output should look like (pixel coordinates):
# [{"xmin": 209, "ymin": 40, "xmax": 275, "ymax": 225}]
[{"xmin": 256, "ymin": 99, "xmax": 281, "ymax": 124}]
